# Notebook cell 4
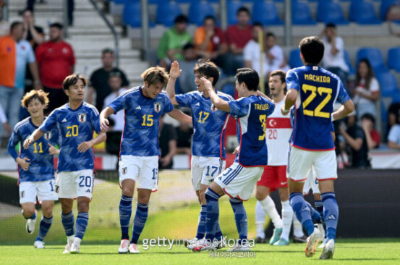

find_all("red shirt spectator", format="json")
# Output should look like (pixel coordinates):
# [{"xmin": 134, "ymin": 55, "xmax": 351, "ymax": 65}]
[{"xmin": 226, "ymin": 24, "xmax": 252, "ymax": 50}]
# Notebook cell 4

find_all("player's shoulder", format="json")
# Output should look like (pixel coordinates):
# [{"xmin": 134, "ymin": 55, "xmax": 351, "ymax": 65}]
[
  {"xmin": 217, "ymin": 91, "xmax": 234, "ymax": 101},
  {"xmin": 289, "ymin": 66, "xmax": 306, "ymax": 75},
  {"xmin": 82, "ymin": 102, "xmax": 100, "ymax": 115},
  {"xmin": 13, "ymin": 117, "xmax": 30, "ymax": 132},
  {"xmin": 158, "ymin": 91, "xmax": 170, "ymax": 100},
  {"xmin": 120, "ymin": 86, "xmax": 141, "ymax": 98}
]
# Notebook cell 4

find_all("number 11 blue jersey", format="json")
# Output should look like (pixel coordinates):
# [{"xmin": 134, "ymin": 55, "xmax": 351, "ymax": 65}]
[{"xmin": 286, "ymin": 65, "xmax": 350, "ymax": 151}]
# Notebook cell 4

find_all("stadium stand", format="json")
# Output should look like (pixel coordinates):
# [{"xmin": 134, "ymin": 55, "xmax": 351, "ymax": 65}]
[
  {"xmin": 251, "ymin": 1, "xmax": 283, "ymax": 26},
  {"xmin": 188, "ymin": 2, "xmax": 215, "ymax": 26},
  {"xmin": 387, "ymin": 46, "xmax": 400, "ymax": 72},
  {"xmin": 156, "ymin": 2, "xmax": 183, "ymax": 27},
  {"xmin": 317, "ymin": 1, "xmax": 349, "ymax": 25},
  {"xmin": 356, "ymin": 47, "xmax": 388, "ymax": 74}
]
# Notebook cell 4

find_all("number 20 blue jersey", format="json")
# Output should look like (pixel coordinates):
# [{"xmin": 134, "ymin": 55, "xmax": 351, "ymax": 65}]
[{"xmin": 286, "ymin": 65, "xmax": 350, "ymax": 151}]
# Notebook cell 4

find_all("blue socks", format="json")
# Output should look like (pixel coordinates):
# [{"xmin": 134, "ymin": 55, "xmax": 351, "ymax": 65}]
[
  {"xmin": 321, "ymin": 192, "xmax": 339, "ymax": 241},
  {"xmin": 119, "ymin": 195, "xmax": 133, "ymax": 240},
  {"xmin": 61, "ymin": 211, "xmax": 75, "ymax": 237},
  {"xmin": 229, "ymin": 198, "xmax": 248, "ymax": 244},
  {"xmin": 35, "ymin": 216, "xmax": 53, "ymax": 242},
  {"xmin": 306, "ymin": 201, "xmax": 322, "ymax": 224},
  {"xmin": 290, "ymin": 193, "xmax": 315, "ymax": 236},
  {"xmin": 205, "ymin": 188, "xmax": 220, "ymax": 241},
  {"xmin": 131, "ymin": 203, "xmax": 148, "ymax": 244},
  {"xmin": 214, "ymin": 222, "xmax": 223, "ymax": 241},
  {"xmin": 196, "ymin": 205, "xmax": 207, "ymax": 239},
  {"xmin": 22, "ymin": 210, "xmax": 36, "ymax": 220},
  {"xmin": 75, "ymin": 212, "xmax": 89, "ymax": 239}
]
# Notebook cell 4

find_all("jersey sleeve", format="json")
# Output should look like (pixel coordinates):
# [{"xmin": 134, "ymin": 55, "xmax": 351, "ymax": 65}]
[
  {"xmin": 39, "ymin": 110, "xmax": 57, "ymax": 133},
  {"xmin": 7, "ymin": 127, "xmax": 21, "ymax": 160},
  {"xmin": 229, "ymin": 98, "xmax": 250, "ymax": 118},
  {"xmin": 336, "ymin": 81, "xmax": 351, "ymax": 104},
  {"xmin": 90, "ymin": 107, "xmax": 101, "ymax": 133},
  {"xmin": 162, "ymin": 96, "xmax": 174, "ymax": 114},
  {"xmin": 286, "ymin": 70, "xmax": 300, "ymax": 91},
  {"xmin": 50, "ymin": 128, "xmax": 61, "ymax": 146},
  {"xmin": 267, "ymin": 101, "xmax": 275, "ymax": 116},
  {"xmin": 175, "ymin": 93, "xmax": 194, "ymax": 107},
  {"xmin": 108, "ymin": 94, "xmax": 126, "ymax": 113}
]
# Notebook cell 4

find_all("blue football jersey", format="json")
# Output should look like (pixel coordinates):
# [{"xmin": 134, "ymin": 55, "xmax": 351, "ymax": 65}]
[
  {"xmin": 176, "ymin": 91, "xmax": 233, "ymax": 159},
  {"xmin": 286, "ymin": 65, "xmax": 350, "ymax": 151},
  {"xmin": 108, "ymin": 86, "xmax": 174, "ymax": 156},
  {"xmin": 8, "ymin": 117, "xmax": 59, "ymax": 182},
  {"xmin": 39, "ymin": 102, "xmax": 101, "ymax": 172},
  {"xmin": 229, "ymin": 95, "xmax": 275, "ymax": 167}
]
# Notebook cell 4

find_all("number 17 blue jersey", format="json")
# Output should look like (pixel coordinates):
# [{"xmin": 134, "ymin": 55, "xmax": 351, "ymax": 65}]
[{"xmin": 286, "ymin": 65, "xmax": 350, "ymax": 151}]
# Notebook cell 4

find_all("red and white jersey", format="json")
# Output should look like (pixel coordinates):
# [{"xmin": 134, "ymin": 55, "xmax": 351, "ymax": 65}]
[{"xmin": 266, "ymin": 99, "xmax": 292, "ymax": 166}]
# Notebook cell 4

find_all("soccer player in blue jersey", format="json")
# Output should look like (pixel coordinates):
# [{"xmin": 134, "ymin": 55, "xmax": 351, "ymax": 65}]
[
  {"xmin": 193, "ymin": 68, "xmax": 275, "ymax": 252},
  {"xmin": 99, "ymin": 67, "xmax": 191, "ymax": 254},
  {"xmin": 166, "ymin": 60, "xmax": 233, "ymax": 249},
  {"xmin": 281, "ymin": 36, "xmax": 354, "ymax": 259},
  {"xmin": 8, "ymin": 90, "xmax": 59, "ymax": 249},
  {"xmin": 23, "ymin": 74, "xmax": 107, "ymax": 254}
]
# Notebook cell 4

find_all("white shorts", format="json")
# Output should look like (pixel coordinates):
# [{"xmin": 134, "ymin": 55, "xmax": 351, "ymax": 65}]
[
  {"xmin": 19, "ymin": 180, "xmax": 58, "ymax": 204},
  {"xmin": 302, "ymin": 167, "xmax": 320, "ymax": 195},
  {"xmin": 215, "ymin": 162, "xmax": 264, "ymax": 201},
  {"xmin": 288, "ymin": 147, "xmax": 337, "ymax": 182},
  {"xmin": 56, "ymin": 170, "xmax": 95, "ymax": 199},
  {"xmin": 191, "ymin": 156, "xmax": 224, "ymax": 191},
  {"xmin": 119, "ymin": 155, "xmax": 159, "ymax": 191}
]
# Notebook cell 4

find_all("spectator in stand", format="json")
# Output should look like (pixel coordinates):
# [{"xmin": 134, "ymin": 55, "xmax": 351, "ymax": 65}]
[
  {"xmin": 0, "ymin": 22, "xmax": 40, "ymax": 137},
  {"xmin": 159, "ymin": 114, "xmax": 177, "ymax": 170},
  {"xmin": 194, "ymin": 15, "xmax": 228, "ymax": 70},
  {"xmin": 339, "ymin": 113, "xmax": 370, "ymax": 168},
  {"xmin": 225, "ymin": 6, "xmax": 252, "ymax": 75},
  {"xmin": 0, "ymin": 6, "xmax": 9, "ymax": 37},
  {"xmin": 265, "ymin": 32, "xmax": 289, "ymax": 74},
  {"xmin": 388, "ymin": 102, "xmax": 400, "ymax": 129},
  {"xmin": 26, "ymin": 0, "xmax": 75, "ymax": 26},
  {"xmin": 361, "ymin": 113, "xmax": 380, "ymax": 149},
  {"xmin": 176, "ymin": 108, "xmax": 193, "ymax": 155},
  {"xmin": 177, "ymin": 43, "xmax": 198, "ymax": 93},
  {"xmin": 88, "ymin": 48, "xmax": 129, "ymax": 111},
  {"xmin": 35, "ymin": 22, "xmax": 75, "ymax": 114},
  {"xmin": 157, "ymin": 15, "xmax": 192, "ymax": 69},
  {"xmin": 0, "ymin": 102, "xmax": 11, "ymax": 135},
  {"xmin": 103, "ymin": 72, "xmax": 126, "ymax": 157},
  {"xmin": 353, "ymin": 59, "xmax": 380, "ymax": 120},
  {"xmin": 320, "ymin": 23, "xmax": 349, "ymax": 90},
  {"xmin": 388, "ymin": 114, "xmax": 400, "ymax": 150},
  {"xmin": 244, "ymin": 23, "xmax": 268, "ymax": 81}
]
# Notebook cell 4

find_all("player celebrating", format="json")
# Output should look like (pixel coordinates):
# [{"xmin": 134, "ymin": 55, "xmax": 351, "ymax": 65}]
[
  {"xmin": 194, "ymin": 68, "xmax": 275, "ymax": 252},
  {"xmin": 254, "ymin": 70, "xmax": 306, "ymax": 246},
  {"xmin": 282, "ymin": 37, "xmax": 354, "ymax": 259},
  {"xmin": 99, "ymin": 67, "xmax": 191, "ymax": 254},
  {"xmin": 166, "ymin": 60, "xmax": 233, "ymax": 249},
  {"xmin": 7, "ymin": 90, "xmax": 59, "ymax": 249},
  {"xmin": 24, "ymin": 74, "xmax": 106, "ymax": 254}
]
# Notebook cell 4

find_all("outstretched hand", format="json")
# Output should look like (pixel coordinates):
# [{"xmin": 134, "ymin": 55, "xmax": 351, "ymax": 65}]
[
  {"xmin": 199, "ymin": 77, "xmax": 213, "ymax": 91},
  {"xmin": 170, "ymin": 61, "xmax": 182, "ymax": 79}
]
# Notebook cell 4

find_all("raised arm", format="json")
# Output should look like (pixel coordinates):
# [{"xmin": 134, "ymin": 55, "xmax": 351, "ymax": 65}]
[
  {"xmin": 168, "ymin": 108, "xmax": 192, "ymax": 124},
  {"xmin": 99, "ymin": 106, "xmax": 115, "ymax": 132},
  {"xmin": 166, "ymin": 61, "xmax": 181, "ymax": 105},
  {"xmin": 281, "ymin": 88, "xmax": 298, "ymax": 115},
  {"xmin": 201, "ymin": 77, "xmax": 230, "ymax": 112},
  {"xmin": 23, "ymin": 129, "xmax": 45, "ymax": 149},
  {"xmin": 332, "ymin": 99, "xmax": 355, "ymax": 121}
]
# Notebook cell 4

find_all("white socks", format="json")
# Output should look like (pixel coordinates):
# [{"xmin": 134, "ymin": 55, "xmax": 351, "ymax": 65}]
[
  {"xmin": 255, "ymin": 200, "xmax": 267, "ymax": 238},
  {"xmin": 259, "ymin": 196, "xmax": 283, "ymax": 229},
  {"xmin": 292, "ymin": 215, "xmax": 305, "ymax": 238},
  {"xmin": 281, "ymin": 200, "xmax": 293, "ymax": 241}
]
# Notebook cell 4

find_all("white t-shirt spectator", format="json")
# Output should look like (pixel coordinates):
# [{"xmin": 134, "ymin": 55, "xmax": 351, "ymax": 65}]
[
  {"xmin": 267, "ymin": 45, "xmax": 290, "ymax": 72},
  {"xmin": 104, "ymin": 88, "xmax": 126, "ymax": 132},
  {"xmin": 322, "ymin": 36, "xmax": 349, "ymax": 72},
  {"xmin": 388, "ymin": 124, "xmax": 400, "ymax": 145},
  {"xmin": 244, "ymin": 40, "xmax": 269, "ymax": 77},
  {"xmin": 353, "ymin": 77, "xmax": 380, "ymax": 105}
]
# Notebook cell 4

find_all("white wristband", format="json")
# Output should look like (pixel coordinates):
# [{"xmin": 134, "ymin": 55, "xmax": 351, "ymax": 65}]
[{"xmin": 331, "ymin": 115, "xmax": 335, "ymax": 121}]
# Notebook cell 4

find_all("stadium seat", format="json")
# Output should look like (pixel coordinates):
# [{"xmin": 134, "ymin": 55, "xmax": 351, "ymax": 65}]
[
  {"xmin": 289, "ymin": 49, "xmax": 303, "ymax": 68},
  {"xmin": 221, "ymin": 83, "xmax": 235, "ymax": 98},
  {"xmin": 387, "ymin": 47, "xmax": 400, "ymax": 72},
  {"xmin": 252, "ymin": 2, "xmax": 283, "ymax": 26},
  {"xmin": 392, "ymin": 91, "xmax": 400, "ymax": 103},
  {"xmin": 188, "ymin": 2, "xmax": 215, "ymax": 26},
  {"xmin": 292, "ymin": 1, "xmax": 316, "ymax": 25},
  {"xmin": 344, "ymin": 50, "xmax": 355, "ymax": 76},
  {"xmin": 123, "ymin": 2, "xmax": 155, "ymax": 28},
  {"xmin": 356, "ymin": 48, "xmax": 388, "ymax": 74},
  {"xmin": 351, "ymin": 1, "xmax": 382, "ymax": 24},
  {"xmin": 380, "ymin": 0, "xmax": 399, "ymax": 21},
  {"xmin": 156, "ymin": 2, "xmax": 183, "ymax": 27},
  {"xmin": 317, "ymin": 1, "xmax": 349, "ymax": 25},
  {"xmin": 227, "ymin": 1, "xmax": 243, "ymax": 26},
  {"xmin": 376, "ymin": 71, "xmax": 399, "ymax": 97}
]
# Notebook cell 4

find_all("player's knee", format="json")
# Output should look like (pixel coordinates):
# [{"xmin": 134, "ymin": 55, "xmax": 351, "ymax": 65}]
[
  {"xmin": 256, "ymin": 190, "xmax": 267, "ymax": 201},
  {"xmin": 23, "ymin": 208, "xmax": 35, "ymax": 217},
  {"xmin": 77, "ymin": 199, "xmax": 90, "ymax": 212},
  {"xmin": 122, "ymin": 187, "xmax": 134, "ymax": 197}
]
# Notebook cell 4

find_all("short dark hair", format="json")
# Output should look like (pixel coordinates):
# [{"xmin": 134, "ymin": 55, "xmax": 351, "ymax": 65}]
[
  {"xmin": 174, "ymin": 14, "xmax": 188, "ymax": 24},
  {"xmin": 325, "ymin": 23, "xmax": 337, "ymax": 29},
  {"xmin": 102, "ymin": 48, "xmax": 114, "ymax": 56},
  {"xmin": 63, "ymin": 73, "xmax": 87, "ymax": 90},
  {"xmin": 203, "ymin": 15, "xmax": 216, "ymax": 23},
  {"xmin": 183, "ymin": 43, "xmax": 194, "ymax": 51},
  {"xmin": 299, "ymin": 36, "xmax": 324, "ymax": 65},
  {"xmin": 270, "ymin": 70, "xmax": 286, "ymax": 84},
  {"xmin": 252, "ymin": 22, "xmax": 263, "ymax": 29},
  {"xmin": 237, "ymin": 6, "xmax": 250, "ymax": 16},
  {"xmin": 193, "ymin": 60, "xmax": 220, "ymax": 87},
  {"xmin": 21, "ymin": 8, "xmax": 33, "ymax": 15},
  {"xmin": 236, "ymin": 68, "xmax": 259, "ymax": 91},
  {"xmin": 50, "ymin": 22, "xmax": 63, "ymax": 30},
  {"xmin": 361, "ymin": 113, "xmax": 376, "ymax": 125},
  {"xmin": 266, "ymin": 32, "xmax": 275, "ymax": 38},
  {"xmin": 10, "ymin": 21, "xmax": 23, "ymax": 32},
  {"xmin": 109, "ymin": 71, "xmax": 122, "ymax": 79}
]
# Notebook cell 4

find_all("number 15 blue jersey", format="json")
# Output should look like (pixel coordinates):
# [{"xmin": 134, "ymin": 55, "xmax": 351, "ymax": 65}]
[{"xmin": 286, "ymin": 65, "xmax": 350, "ymax": 151}]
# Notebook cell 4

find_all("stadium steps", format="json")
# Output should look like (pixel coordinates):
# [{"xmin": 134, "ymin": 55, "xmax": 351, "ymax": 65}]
[{"xmin": 8, "ymin": 0, "xmax": 148, "ymax": 85}]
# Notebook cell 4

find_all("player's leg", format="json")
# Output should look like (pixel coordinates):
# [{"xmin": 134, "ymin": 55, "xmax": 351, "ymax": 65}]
[
  {"xmin": 255, "ymin": 200, "xmax": 266, "ymax": 243},
  {"xmin": 20, "ymin": 182, "xmax": 38, "ymax": 234},
  {"xmin": 190, "ymin": 156, "xmax": 205, "ymax": 244},
  {"xmin": 275, "ymin": 186, "xmax": 292, "ymax": 246}
]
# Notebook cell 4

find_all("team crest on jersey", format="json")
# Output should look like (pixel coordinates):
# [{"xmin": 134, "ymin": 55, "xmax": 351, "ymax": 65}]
[
  {"xmin": 78, "ymin": 113, "xmax": 86, "ymax": 123},
  {"xmin": 20, "ymin": 191, "xmax": 24, "ymax": 198},
  {"xmin": 154, "ymin": 102, "xmax": 161, "ymax": 113},
  {"xmin": 211, "ymin": 103, "xmax": 217, "ymax": 112},
  {"xmin": 44, "ymin": 132, "xmax": 52, "ymax": 140},
  {"xmin": 122, "ymin": 167, "xmax": 127, "ymax": 175}
]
